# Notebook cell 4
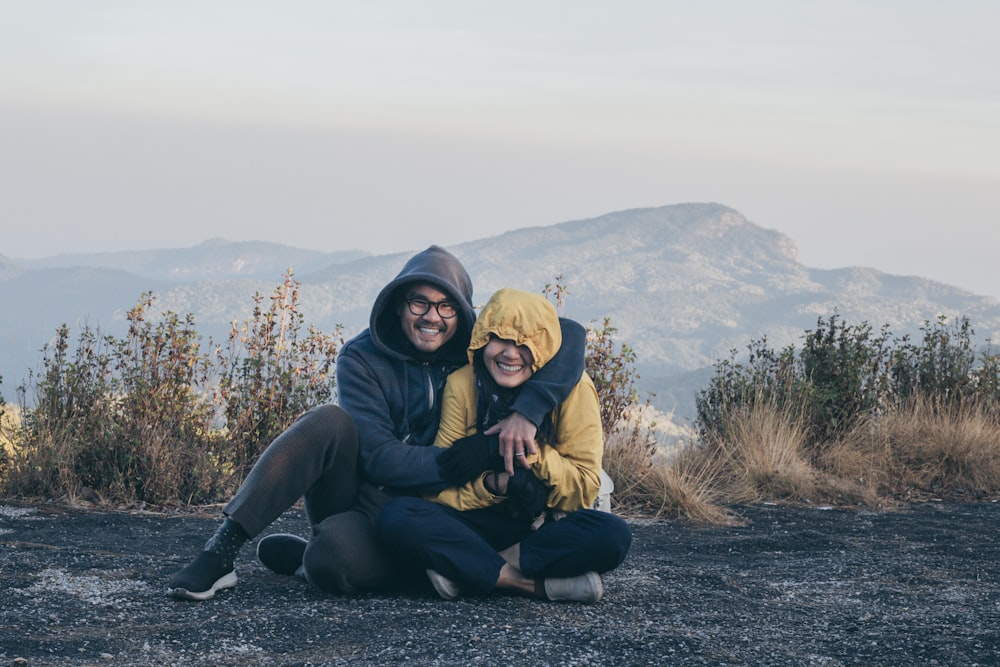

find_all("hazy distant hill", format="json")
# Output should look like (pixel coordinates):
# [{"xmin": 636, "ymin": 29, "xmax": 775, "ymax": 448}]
[
  {"xmin": 19, "ymin": 239, "xmax": 368, "ymax": 282},
  {"xmin": 3, "ymin": 203, "xmax": 999, "ymax": 423}
]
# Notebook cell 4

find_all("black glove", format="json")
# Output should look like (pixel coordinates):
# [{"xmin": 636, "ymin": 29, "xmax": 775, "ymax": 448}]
[
  {"xmin": 437, "ymin": 433, "xmax": 503, "ymax": 485},
  {"xmin": 504, "ymin": 470, "xmax": 550, "ymax": 519}
]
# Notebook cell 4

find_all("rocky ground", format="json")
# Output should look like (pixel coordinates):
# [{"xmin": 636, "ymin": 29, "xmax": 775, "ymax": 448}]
[{"xmin": 2, "ymin": 500, "xmax": 999, "ymax": 666}]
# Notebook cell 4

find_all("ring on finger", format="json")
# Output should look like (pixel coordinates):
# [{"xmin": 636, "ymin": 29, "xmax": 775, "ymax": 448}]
[{"xmin": 514, "ymin": 452, "xmax": 526, "ymax": 457}]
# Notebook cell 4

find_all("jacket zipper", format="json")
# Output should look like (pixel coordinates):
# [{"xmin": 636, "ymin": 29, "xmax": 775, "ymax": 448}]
[{"xmin": 422, "ymin": 363, "xmax": 435, "ymax": 413}]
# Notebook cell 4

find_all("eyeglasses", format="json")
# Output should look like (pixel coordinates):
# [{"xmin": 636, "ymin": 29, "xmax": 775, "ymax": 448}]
[{"xmin": 405, "ymin": 297, "xmax": 458, "ymax": 319}]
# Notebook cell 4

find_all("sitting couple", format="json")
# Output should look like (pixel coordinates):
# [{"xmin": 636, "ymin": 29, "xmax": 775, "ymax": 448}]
[
  {"xmin": 168, "ymin": 246, "xmax": 630, "ymax": 604},
  {"xmin": 380, "ymin": 286, "xmax": 630, "ymax": 602}
]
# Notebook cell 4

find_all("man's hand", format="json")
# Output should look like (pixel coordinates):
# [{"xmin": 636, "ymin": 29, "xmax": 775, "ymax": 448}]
[
  {"xmin": 484, "ymin": 412, "xmax": 538, "ymax": 475},
  {"xmin": 437, "ymin": 433, "xmax": 503, "ymax": 485},
  {"xmin": 504, "ymin": 470, "xmax": 550, "ymax": 520}
]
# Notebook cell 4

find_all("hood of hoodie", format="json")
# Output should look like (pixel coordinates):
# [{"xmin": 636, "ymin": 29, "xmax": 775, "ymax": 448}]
[
  {"xmin": 468, "ymin": 288, "xmax": 562, "ymax": 372},
  {"xmin": 369, "ymin": 245, "xmax": 476, "ymax": 362}
]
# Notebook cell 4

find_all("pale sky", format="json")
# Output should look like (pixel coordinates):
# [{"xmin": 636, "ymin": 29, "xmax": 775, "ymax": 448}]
[{"xmin": 2, "ymin": 1, "xmax": 998, "ymax": 297}]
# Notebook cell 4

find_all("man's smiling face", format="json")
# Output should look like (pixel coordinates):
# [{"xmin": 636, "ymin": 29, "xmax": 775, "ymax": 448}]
[{"xmin": 397, "ymin": 282, "xmax": 459, "ymax": 354}]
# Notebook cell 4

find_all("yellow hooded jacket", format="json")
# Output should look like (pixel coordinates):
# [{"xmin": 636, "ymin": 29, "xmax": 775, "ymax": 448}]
[{"xmin": 428, "ymin": 288, "xmax": 603, "ymax": 512}]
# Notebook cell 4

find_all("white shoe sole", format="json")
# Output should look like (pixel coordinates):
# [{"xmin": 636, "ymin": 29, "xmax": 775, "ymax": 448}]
[
  {"xmin": 426, "ymin": 569, "xmax": 460, "ymax": 600},
  {"xmin": 167, "ymin": 571, "xmax": 238, "ymax": 601}
]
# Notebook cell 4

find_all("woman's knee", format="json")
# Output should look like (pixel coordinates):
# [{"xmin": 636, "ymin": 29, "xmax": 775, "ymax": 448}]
[
  {"xmin": 553, "ymin": 510, "xmax": 632, "ymax": 572},
  {"xmin": 593, "ymin": 513, "xmax": 633, "ymax": 571}
]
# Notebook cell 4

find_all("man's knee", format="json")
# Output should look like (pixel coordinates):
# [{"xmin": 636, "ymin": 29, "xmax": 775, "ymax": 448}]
[
  {"xmin": 302, "ymin": 404, "xmax": 357, "ymax": 439},
  {"xmin": 302, "ymin": 533, "xmax": 358, "ymax": 594},
  {"xmin": 303, "ymin": 512, "xmax": 392, "ymax": 594}
]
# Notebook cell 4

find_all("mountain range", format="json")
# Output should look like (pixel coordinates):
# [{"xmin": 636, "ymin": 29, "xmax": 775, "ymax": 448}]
[{"xmin": 3, "ymin": 202, "xmax": 999, "ymax": 425}]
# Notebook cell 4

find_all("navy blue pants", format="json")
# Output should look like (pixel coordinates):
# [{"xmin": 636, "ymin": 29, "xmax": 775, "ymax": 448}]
[{"xmin": 378, "ymin": 496, "xmax": 632, "ymax": 595}]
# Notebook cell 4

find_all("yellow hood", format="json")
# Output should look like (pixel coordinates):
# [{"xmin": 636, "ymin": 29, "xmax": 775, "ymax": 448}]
[{"xmin": 468, "ymin": 288, "xmax": 562, "ymax": 372}]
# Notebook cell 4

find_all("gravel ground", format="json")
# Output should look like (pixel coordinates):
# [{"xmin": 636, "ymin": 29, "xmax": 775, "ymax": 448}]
[{"xmin": 2, "ymin": 500, "xmax": 999, "ymax": 666}]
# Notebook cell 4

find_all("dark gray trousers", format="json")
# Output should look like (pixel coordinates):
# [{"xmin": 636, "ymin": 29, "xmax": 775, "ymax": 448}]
[{"xmin": 223, "ymin": 404, "xmax": 400, "ymax": 593}]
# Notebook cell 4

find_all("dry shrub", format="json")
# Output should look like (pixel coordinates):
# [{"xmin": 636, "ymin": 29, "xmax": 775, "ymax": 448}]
[
  {"xmin": 825, "ymin": 397, "xmax": 1000, "ymax": 500},
  {"xmin": 603, "ymin": 423, "xmax": 736, "ymax": 525},
  {"xmin": 5, "ymin": 429, "xmax": 80, "ymax": 502},
  {"xmin": 5, "ymin": 274, "xmax": 340, "ymax": 507},
  {"xmin": 0, "ymin": 403, "xmax": 17, "ymax": 440},
  {"xmin": 698, "ymin": 397, "xmax": 818, "ymax": 504},
  {"xmin": 121, "ymin": 423, "xmax": 225, "ymax": 507},
  {"xmin": 0, "ymin": 404, "xmax": 18, "ymax": 483}
]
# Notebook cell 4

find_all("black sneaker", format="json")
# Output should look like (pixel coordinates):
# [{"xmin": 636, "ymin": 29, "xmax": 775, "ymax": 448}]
[
  {"xmin": 167, "ymin": 551, "xmax": 237, "ymax": 601},
  {"xmin": 256, "ymin": 533, "xmax": 308, "ymax": 576}
]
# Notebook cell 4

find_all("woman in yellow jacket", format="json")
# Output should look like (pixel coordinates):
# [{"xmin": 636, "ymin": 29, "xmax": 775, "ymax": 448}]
[{"xmin": 378, "ymin": 288, "xmax": 631, "ymax": 604}]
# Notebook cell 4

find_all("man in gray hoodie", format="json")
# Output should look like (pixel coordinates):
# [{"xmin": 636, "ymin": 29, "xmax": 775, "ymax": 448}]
[{"xmin": 167, "ymin": 245, "xmax": 585, "ymax": 600}]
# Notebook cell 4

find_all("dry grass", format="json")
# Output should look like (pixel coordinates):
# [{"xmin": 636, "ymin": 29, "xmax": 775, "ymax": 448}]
[
  {"xmin": 604, "ymin": 389, "xmax": 1000, "ymax": 522},
  {"xmin": 822, "ymin": 397, "xmax": 1000, "ymax": 501},
  {"xmin": 9, "ymin": 381, "xmax": 999, "ymax": 521},
  {"xmin": 602, "ymin": 392, "xmax": 903, "ymax": 523},
  {"xmin": 603, "ymin": 424, "xmax": 738, "ymax": 525},
  {"xmin": 695, "ymin": 398, "xmax": 818, "ymax": 504}
]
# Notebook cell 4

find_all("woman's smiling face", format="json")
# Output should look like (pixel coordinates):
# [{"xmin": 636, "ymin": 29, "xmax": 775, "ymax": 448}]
[{"xmin": 481, "ymin": 336, "xmax": 534, "ymax": 389}]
